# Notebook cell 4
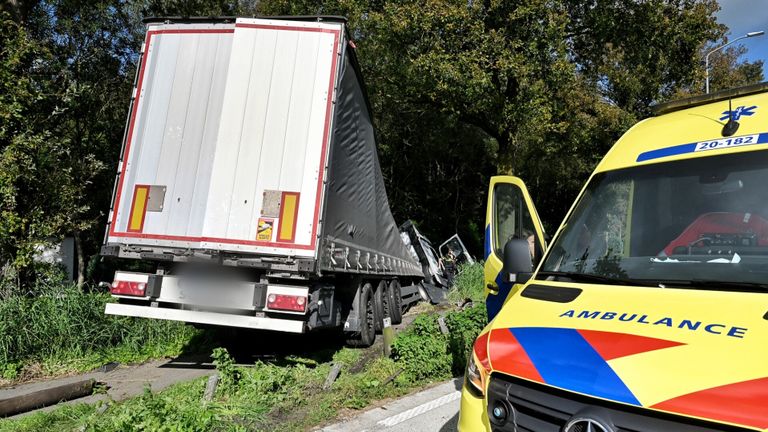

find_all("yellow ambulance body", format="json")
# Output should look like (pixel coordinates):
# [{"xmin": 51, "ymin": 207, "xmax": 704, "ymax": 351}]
[{"xmin": 460, "ymin": 83, "xmax": 768, "ymax": 432}]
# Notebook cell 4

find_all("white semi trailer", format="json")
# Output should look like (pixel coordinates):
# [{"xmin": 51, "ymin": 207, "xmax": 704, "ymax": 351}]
[{"xmin": 101, "ymin": 16, "xmax": 429, "ymax": 346}]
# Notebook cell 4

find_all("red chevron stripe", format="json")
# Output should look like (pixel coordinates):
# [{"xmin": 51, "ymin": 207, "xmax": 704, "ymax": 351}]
[
  {"xmin": 578, "ymin": 329, "xmax": 684, "ymax": 360},
  {"xmin": 473, "ymin": 331, "xmax": 491, "ymax": 371},
  {"xmin": 652, "ymin": 377, "xmax": 768, "ymax": 429},
  {"xmin": 488, "ymin": 328, "xmax": 543, "ymax": 383}
]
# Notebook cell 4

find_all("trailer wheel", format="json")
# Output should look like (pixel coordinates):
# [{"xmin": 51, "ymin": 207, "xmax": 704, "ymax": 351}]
[
  {"xmin": 388, "ymin": 279, "xmax": 403, "ymax": 325},
  {"xmin": 346, "ymin": 282, "xmax": 376, "ymax": 347},
  {"xmin": 373, "ymin": 280, "xmax": 387, "ymax": 332}
]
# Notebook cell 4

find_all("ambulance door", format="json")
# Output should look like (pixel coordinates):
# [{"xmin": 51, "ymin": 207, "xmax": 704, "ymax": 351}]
[{"xmin": 484, "ymin": 176, "xmax": 546, "ymax": 321}]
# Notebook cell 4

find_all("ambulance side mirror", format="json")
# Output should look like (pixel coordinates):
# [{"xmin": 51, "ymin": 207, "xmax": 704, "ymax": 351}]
[{"xmin": 502, "ymin": 239, "xmax": 533, "ymax": 284}]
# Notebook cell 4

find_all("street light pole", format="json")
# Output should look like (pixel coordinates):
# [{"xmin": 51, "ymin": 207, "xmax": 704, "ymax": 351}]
[{"xmin": 705, "ymin": 31, "xmax": 765, "ymax": 94}]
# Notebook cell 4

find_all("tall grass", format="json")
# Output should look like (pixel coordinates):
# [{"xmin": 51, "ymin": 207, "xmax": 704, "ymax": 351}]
[
  {"xmin": 448, "ymin": 261, "xmax": 485, "ymax": 303},
  {"xmin": 0, "ymin": 283, "xmax": 197, "ymax": 379}
]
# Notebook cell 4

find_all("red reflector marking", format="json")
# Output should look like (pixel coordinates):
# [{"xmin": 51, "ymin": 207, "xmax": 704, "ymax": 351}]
[
  {"xmin": 111, "ymin": 280, "xmax": 147, "ymax": 296},
  {"xmin": 267, "ymin": 293, "xmax": 307, "ymax": 312}
]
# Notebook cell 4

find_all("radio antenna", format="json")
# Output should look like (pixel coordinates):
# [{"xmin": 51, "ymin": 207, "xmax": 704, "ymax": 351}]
[{"xmin": 722, "ymin": 97, "xmax": 740, "ymax": 137}]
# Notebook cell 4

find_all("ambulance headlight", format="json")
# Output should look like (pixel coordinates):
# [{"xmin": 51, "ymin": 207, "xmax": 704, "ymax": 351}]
[{"xmin": 466, "ymin": 353, "xmax": 485, "ymax": 397}]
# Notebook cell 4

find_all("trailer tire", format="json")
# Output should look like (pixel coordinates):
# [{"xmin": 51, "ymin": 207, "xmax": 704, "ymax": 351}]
[
  {"xmin": 346, "ymin": 282, "xmax": 376, "ymax": 347},
  {"xmin": 373, "ymin": 280, "xmax": 387, "ymax": 332},
  {"xmin": 388, "ymin": 279, "xmax": 403, "ymax": 325}
]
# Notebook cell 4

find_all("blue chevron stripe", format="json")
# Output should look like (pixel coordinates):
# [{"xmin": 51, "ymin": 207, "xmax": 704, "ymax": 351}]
[{"xmin": 510, "ymin": 327, "xmax": 641, "ymax": 405}]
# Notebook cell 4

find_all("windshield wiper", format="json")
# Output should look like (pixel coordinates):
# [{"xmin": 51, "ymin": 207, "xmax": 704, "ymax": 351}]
[
  {"xmin": 652, "ymin": 279, "xmax": 768, "ymax": 292},
  {"xmin": 537, "ymin": 271, "xmax": 768, "ymax": 291},
  {"xmin": 536, "ymin": 271, "xmax": 652, "ymax": 286}
]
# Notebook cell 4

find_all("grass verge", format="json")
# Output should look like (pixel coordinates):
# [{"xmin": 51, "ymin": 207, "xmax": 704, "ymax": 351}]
[
  {"xmin": 2, "ymin": 264, "xmax": 487, "ymax": 431},
  {"xmin": 1, "ymin": 265, "xmax": 488, "ymax": 431},
  {"xmin": 0, "ymin": 283, "xmax": 200, "ymax": 383}
]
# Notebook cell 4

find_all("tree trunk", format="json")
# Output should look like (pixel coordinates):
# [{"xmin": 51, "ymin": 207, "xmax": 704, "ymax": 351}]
[{"xmin": 495, "ymin": 134, "xmax": 517, "ymax": 175}]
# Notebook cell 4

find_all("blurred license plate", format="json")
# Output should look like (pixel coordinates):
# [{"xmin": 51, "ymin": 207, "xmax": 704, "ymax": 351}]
[{"xmin": 177, "ymin": 279, "xmax": 251, "ymax": 308}]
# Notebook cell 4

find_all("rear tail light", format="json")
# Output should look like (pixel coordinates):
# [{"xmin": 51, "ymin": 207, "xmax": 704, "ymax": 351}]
[
  {"xmin": 111, "ymin": 280, "xmax": 146, "ymax": 296},
  {"xmin": 267, "ymin": 293, "xmax": 307, "ymax": 313},
  {"xmin": 110, "ymin": 272, "xmax": 151, "ymax": 296}
]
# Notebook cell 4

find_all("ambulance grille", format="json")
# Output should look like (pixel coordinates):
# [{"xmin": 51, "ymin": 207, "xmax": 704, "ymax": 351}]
[{"xmin": 487, "ymin": 373, "xmax": 755, "ymax": 432}]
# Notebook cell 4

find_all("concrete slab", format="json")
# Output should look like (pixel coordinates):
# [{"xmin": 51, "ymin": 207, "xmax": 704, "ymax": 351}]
[{"xmin": 2, "ymin": 357, "xmax": 215, "ymax": 419}]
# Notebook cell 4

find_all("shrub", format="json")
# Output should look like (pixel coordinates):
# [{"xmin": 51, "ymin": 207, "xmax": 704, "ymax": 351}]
[
  {"xmin": 390, "ymin": 313, "xmax": 452, "ymax": 382},
  {"xmin": 391, "ymin": 301, "xmax": 487, "ymax": 382},
  {"xmin": 211, "ymin": 348, "xmax": 241, "ymax": 391},
  {"xmin": 85, "ymin": 385, "xmax": 217, "ymax": 432},
  {"xmin": 332, "ymin": 356, "xmax": 401, "ymax": 410},
  {"xmin": 444, "ymin": 304, "xmax": 487, "ymax": 374}
]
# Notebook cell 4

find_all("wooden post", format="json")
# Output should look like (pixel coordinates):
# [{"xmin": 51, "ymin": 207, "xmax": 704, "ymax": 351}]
[
  {"xmin": 382, "ymin": 369, "xmax": 403, "ymax": 386},
  {"xmin": 382, "ymin": 317, "xmax": 394, "ymax": 356},
  {"xmin": 202, "ymin": 374, "xmax": 219, "ymax": 402},
  {"xmin": 437, "ymin": 316, "xmax": 450, "ymax": 335},
  {"xmin": 323, "ymin": 363, "xmax": 343, "ymax": 391}
]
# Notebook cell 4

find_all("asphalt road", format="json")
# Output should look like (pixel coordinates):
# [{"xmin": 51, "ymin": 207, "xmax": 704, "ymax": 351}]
[{"xmin": 319, "ymin": 378, "xmax": 462, "ymax": 432}]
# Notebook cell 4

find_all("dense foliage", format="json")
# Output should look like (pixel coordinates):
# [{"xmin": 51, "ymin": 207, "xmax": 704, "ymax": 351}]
[
  {"xmin": 391, "ymin": 303, "xmax": 487, "ymax": 381},
  {"xmin": 0, "ymin": 0, "xmax": 763, "ymax": 287}
]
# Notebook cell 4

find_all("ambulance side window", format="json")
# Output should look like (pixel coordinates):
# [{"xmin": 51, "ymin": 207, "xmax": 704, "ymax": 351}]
[{"xmin": 493, "ymin": 183, "xmax": 537, "ymax": 258}]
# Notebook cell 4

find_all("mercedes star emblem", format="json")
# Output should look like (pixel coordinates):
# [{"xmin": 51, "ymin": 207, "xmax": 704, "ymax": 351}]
[{"xmin": 563, "ymin": 416, "xmax": 615, "ymax": 432}]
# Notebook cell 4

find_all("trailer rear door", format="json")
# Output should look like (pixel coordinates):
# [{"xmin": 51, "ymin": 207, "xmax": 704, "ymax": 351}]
[{"xmin": 107, "ymin": 19, "xmax": 342, "ymax": 258}]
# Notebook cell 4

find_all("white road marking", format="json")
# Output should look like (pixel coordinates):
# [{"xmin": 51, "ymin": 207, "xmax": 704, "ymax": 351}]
[{"xmin": 376, "ymin": 391, "xmax": 461, "ymax": 428}]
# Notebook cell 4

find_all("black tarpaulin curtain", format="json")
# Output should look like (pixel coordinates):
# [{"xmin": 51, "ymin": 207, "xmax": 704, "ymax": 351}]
[{"xmin": 322, "ymin": 42, "xmax": 420, "ymax": 270}]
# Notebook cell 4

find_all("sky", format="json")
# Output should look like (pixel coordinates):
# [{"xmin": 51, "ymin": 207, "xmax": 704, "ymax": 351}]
[{"xmin": 715, "ymin": 0, "xmax": 768, "ymax": 77}]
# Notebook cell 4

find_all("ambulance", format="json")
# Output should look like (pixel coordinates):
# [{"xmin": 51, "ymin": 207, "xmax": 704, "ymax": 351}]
[{"xmin": 459, "ymin": 83, "xmax": 768, "ymax": 431}]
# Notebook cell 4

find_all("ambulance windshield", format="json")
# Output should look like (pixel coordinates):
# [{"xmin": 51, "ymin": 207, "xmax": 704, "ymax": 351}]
[{"xmin": 539, "ymin": 150, "xmax": 768, "ymax": 290}]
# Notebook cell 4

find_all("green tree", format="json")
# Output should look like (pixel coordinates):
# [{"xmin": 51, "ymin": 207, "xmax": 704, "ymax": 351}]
[
  {"xmin": 564, "ymin": 0, "xmax": 724, "ymax": 116},
  {"xmin": 0, "ymin": 14, "xmax": 73, "ymax": 289},
  {"xmin": 674, "ymin": 42, "xmax": 764, "ymax": 98},
  {"xmin": 139, "ymin": 0, "xmax": 256, "ymax": 16},
  {"xmin": 257, "ymin": 0, "xmax": 739, "ymax": 236},
  {"xmin": 0, "ymin": 0, "xmax": 139, "ymax": 288},
  {"xmin": 2, "ymin": 0, "xmax": 764, "ymax": 271}
]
